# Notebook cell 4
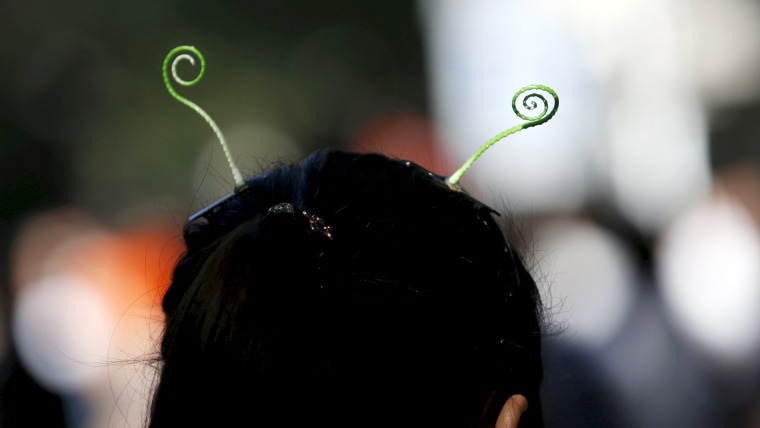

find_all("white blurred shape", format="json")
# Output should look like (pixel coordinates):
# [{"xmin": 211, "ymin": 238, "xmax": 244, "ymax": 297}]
[
  {"xmin": 536, "ymin": 218, "xmax": 637, "ymax": 348},
  {"xmin": 555, "ymin": 0, "xmax": 712, "ymax": 234},
  {"xmin": 657, "ymin": 192, "xmax": 760, "ymax": 365},
  {"xmin": 12, "ymin": 274, "xmax": 115, "ymax": 393},
  {"xmin": 688, "ymin": 0, "xmax": 760, "ymax": 107},
  {"xmin": 608, "ymin": 88, "xmax": 710, "ymax": 233}
]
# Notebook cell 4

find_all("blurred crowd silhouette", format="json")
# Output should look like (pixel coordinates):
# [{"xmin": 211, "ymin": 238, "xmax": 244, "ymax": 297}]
[{"xmin": 3, "ymin": 1, "xmax": 760, "ymax": 427}]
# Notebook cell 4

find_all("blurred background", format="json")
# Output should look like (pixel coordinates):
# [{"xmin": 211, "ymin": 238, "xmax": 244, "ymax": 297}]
[{"xmin": 2, "ymin": 0, "xmax": 760, "ymax": 426}]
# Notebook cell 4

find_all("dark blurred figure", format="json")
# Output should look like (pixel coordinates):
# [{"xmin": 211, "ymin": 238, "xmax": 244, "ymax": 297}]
[{"xmin": 0, "ymin": 118, "xmax": 71, "ymax": 427}]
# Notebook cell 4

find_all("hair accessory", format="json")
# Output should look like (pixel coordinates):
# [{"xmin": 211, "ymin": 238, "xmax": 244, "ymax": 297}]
[
  {"xmin": 165, "ymin": 46, "xmax": 558, "ymax": 220},
  {"xmin": 267, "ymin": 203, "xmax": 334, "ymax": 239},
  {"xmin": 163, "ymin": 45, "xmax": 248, "ymax": 221},
  {"xmin": 304, "ymin": 211, "xmax": 333, "ymax": 240},
  {"xmin": 267, "ymin": 203, "xmax": 296, "ymax": 215},
  {"xmin": 163, "ymin": 46, "xmax": 246, "ymax": 221},
  {"xmin": 446, "ymin": 84, "xmax": 559, "ymax": 191}
]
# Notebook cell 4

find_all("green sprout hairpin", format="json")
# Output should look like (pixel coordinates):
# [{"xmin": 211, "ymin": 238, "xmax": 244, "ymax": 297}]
[
  {"xmin": 446, "ymin": 84, "xmax": 559, "ymax": 191},
  {"xmin": 163, "ymin": 45, "xmax": 248, "ymax": 221},
  {"xmin": 164, "ymin": 45, "xmax": 559, "ymax": 218}
]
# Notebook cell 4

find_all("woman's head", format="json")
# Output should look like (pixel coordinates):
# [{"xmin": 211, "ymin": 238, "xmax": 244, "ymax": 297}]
[{"xmin": 149, "ymin": 148, "xmax": 544, "ymax": 427}]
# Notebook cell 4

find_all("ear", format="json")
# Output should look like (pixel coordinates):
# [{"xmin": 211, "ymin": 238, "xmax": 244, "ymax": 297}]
[{"xmin": 495, "ymin": 394, "xmax": 528, "ymax": 428}]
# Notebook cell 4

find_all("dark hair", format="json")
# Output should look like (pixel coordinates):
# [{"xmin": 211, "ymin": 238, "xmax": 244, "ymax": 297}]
[{"xmin": 148, "ymin": 148, "xmax": 544, "ymax": 427}]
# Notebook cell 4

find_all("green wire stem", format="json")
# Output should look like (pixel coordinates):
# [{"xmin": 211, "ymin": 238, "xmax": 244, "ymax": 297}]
[
  {"xmin": 163, "ymin": 45, "xmax": 245, "ymax": 190},
  {"xmin": 446, "ymin": 84, "xmax": 559, "ymax": 189}
]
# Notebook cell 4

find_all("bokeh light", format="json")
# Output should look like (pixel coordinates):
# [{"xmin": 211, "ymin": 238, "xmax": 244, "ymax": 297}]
[{"xmin": 657, "ymin": 184, "xmax": 760, "ymax": 368}]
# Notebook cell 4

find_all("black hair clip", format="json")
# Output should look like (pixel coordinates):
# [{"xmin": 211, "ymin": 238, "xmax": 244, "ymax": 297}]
[{"xmin": 188, "ymin": 186, "xmax": 248, "ymax": 222}]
